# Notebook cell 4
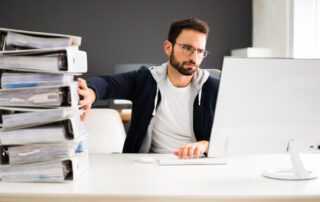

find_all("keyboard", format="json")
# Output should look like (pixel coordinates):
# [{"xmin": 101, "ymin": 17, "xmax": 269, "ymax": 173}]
[{"xmin": 158, "ymin": 158, "xmax": 227, "ymax": 166}]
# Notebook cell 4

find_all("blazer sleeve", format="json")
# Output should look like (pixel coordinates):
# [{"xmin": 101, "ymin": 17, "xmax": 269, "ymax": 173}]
[{"xmin": 86, "ymin": 67, "xmax": 148, "ymax": 101}]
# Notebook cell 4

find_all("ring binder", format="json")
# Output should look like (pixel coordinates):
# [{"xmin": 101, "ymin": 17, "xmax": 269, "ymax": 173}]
[
  {"xmin": 0, "ymin": 136, "xmax": 87, "ymax": 165},
  {"xmin": 0, "ymin": 72, "xmax": 75, "ymax": 89},
  {"xmin": 0, "ymin": 115, "xmax": 85, "ymax": 145},
  {"xmin": 0, "ymin": 27, "xmax": 88, "ymax": 183},
  {"xmin": 0, "ymin": 27, "xmax": 81, "ymax": 50},
  {"xmin": 0, "ymin": 82, "xmax": 80, "ymax": 108},
  {"xmin": 0, "ymin": 152, "xmax": 89, "ymax": 182},
  {"xmin": 0, "ymin": 47, "xmax": 87, "ymax": 73},
  {"xmin": 0, "ymin": 106, "xmax": 83, "ymax": 130}
]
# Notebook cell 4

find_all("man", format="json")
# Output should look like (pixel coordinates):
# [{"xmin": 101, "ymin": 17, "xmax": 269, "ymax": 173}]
[{"xmin": 78, "ymin": 18, "xmax": 219, "ymax": 159}]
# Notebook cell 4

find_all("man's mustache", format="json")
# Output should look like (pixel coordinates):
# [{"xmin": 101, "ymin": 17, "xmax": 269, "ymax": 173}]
[{"xmin": 182, "ymin": 60, "xmax": 196, "ymax": 66}]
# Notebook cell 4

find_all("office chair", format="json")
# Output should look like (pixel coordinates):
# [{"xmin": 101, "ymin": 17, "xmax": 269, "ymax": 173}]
[
  {"xmin": 84, "ymin": 108, "xmax": 126, "ymax": 153},
  {"xmin": 114, "ymin": 63, "xmax": 156, "ymax": 74},
  {"xmin": 111, "ymin": 63, "xmax": 156, "ymax": 107},
  {"xmin": 206, "ymin": 68, "xmax": 221, "ymax": 80}
]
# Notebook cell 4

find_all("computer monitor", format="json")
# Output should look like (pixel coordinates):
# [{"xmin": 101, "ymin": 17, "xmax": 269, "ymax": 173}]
[{"xmin": 207, "ymin": 57, "xmax": 320, "ymax": 180}]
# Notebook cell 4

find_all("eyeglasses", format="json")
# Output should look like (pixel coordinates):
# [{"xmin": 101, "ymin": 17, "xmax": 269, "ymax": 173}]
[{"xmin": 174, "ymin": 42, "xmax": 209, "ymax": 59}]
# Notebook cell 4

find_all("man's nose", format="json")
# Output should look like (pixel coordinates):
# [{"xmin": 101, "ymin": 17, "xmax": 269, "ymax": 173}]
[{"xmin": 189, "ymin": 50, "xmax": 201, "ymax": 63}]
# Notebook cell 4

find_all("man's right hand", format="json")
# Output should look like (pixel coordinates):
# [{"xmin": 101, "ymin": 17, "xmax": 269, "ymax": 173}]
[{"xmin": 77, "ymin": 78, "xmax": 96, "ymax": 121}]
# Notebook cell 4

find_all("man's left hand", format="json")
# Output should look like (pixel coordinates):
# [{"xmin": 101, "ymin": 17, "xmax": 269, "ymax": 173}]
[{"xmin": 174, "ymin": 140, "xmax": 209, "ymax": 159}]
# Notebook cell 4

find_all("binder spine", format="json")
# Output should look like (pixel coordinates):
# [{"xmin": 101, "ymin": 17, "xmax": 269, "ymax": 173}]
[
  {"xmin": 69, "ymin": 151, "xmax": 89, "ymax": 180},
  {"xmin": 0, "ymin": 32, "xmax": 6, "ymax": 50},
  {"xmin": 69, "ymin": 82, "xmax": 79, "ymax": 107},
  {"xmin": 64, "ymin": 115, "xmax": 85, "ymax": 140},
  {"xmin": 66, "ymin": 48, "xmax": 87, "ymax": 73},
  {"xmin": 0, "ymin": 145, "xmax": 9, "ymax": 164}
]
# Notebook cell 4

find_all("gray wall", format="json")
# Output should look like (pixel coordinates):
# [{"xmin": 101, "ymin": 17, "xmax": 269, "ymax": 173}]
[{"xmin": 0, "ymin": 0, "xmax": 252, "ymax": 77}]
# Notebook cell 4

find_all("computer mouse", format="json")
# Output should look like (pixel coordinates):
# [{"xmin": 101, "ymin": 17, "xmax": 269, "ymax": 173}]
[{"xmin": 135, "ymin": 156, "xmax": 155, "ymax": 164}]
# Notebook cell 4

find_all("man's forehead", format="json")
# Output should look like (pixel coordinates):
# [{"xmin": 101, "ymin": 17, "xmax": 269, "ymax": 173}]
[{"xmin": 176, "ymin": 29, "xmax": 207, "ymax": 48}]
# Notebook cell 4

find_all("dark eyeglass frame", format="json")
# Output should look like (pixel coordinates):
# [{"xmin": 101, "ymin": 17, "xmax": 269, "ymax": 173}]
[{"xmin": 174, "ymin": 42, "xmax": 210, "ymax": 59}]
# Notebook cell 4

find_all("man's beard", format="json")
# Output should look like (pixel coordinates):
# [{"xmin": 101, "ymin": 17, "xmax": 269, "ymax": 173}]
[{"xmin": 169, "ymin": 51, "xmax": 198, "ymax": 76}]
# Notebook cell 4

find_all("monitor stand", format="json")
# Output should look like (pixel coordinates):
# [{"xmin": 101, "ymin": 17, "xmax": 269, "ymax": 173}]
[{"xmin": 262, "ymin": 140, "xmax": 317, "ymax": 180}]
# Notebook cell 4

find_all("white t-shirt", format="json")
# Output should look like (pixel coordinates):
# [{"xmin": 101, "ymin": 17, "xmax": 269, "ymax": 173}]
[{"xmin": 150, "ymin": 77, "xmax": 196, "ymax": 153}]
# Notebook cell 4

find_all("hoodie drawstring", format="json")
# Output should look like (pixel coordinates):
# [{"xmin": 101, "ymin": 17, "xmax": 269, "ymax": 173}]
[
  {"xmin": 152, "ymin": 86, "xmax": 159, "ymax": 116},
  {"xmin": 198, "ymin": 88, "xmax": 202, "ymax": 106}
]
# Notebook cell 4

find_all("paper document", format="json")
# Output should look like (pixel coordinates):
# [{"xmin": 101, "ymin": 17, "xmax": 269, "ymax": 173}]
[
  {"xmin": 0, "ymin": 82, "xmax": 79, "ymax": 108},
  {"xmin": 0, "ymin": 47, "xmax": 87, "ymax": 73},
  {"xmin": 5, "ymin": 31, "xmax": 72, "ymax": 49},
  {"xmin": 2, "ymin": 137, "xmax": 86, "ymax": 165},
  {"xmin": 0, "ymin": 152, "xmax": 89, "ymax": 182},
  {"xmin": 0, "ymin": 87, "xmax": 63, "ymax": 107},
  {"xmin": 0, "ymin": 115, "xmax": 85, "ymax": 145},
  {"xmin": 0, "ymin": 107, "xmax": 82, "ymax": 130},
  {"xmin": 1, "ymin": 72, "xmax": 74, "ymax": 89},
  {"xmin": 0, "ymin": 55, "xmax": 66, "ymax": 71},
  {"xmin": 0, "ymin": 27, "xmax": 81, "ymax": 50}
]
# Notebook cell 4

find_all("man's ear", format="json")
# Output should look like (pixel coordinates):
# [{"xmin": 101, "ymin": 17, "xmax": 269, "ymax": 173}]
[{"xmin": 164, "ymin": 40, "xmax": 173, "ymax": 56}]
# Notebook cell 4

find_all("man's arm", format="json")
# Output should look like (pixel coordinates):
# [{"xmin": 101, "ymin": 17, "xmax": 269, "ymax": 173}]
[
  {"xmin": 77, "ymin": 68, "xmax": 147, "ymax": 121},
  {"xmin": 78, "ymin": 78, "xmax": 96, "ymax": 121},
  {"xmin": 174, "ymin": 140, "xmax": 209, "ymax": 159},
  {"xmin": 85, "ymin": 70, "xmax": 141, "ymax": 101}
]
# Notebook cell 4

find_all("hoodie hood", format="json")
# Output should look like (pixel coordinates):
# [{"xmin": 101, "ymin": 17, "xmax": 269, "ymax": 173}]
[
  {"xmin": 149, "ymin": 62, "xmax": 209, "ymax": 90},
  {"xmin": 149, "ymin": 62, "xmax": 210, "ymax": 113}
]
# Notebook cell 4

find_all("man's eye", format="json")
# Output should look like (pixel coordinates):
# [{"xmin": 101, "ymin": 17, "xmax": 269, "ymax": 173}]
[
  {"xmin": 198, "ymin": 49, "xmax": 205, "ymax": 54},
  {"xmin": 183, "ymin": 45, "xmax": 193, "ymax": 51}
]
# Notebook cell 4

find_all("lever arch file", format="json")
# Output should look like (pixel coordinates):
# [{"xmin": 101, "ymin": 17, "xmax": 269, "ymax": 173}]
[
  {"xmin": 0, "ymin": 27, "xmax": 81, "ymax": 50},
  {"xmin": 0, "ymin": 72, "xmax": 75, "ymax": 89},
  {"xmin": 0, "ymin": 82, "xmax": 80, "ymax": 108},
  {"xmin": 0, "ymin": 106, "xmax": 82, "ymax": 130},
  {"xmin": 0, "ymin": 136, "xmax": 87, "ymax": 165},
  {"xmin": 0, "ymin": 47, "xmax": 87, "ymax": 73},
  {"xmin": 0, "ymin": 115, "xmax": 85, "ymax": 145},
  {"xmin": 0, "ymin": 152, "xmax": 89, "ymax": 182}
]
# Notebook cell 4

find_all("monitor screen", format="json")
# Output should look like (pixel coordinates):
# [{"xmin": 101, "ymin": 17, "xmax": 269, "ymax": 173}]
[{"xmin": 208, "ymin": 57, "xmax": 320, "ymax": 158}]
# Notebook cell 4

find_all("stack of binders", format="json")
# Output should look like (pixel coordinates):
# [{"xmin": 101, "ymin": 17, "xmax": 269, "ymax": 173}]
[{"xmin": 0, "ymin": 28, "xmax": 89, "ymax": 182}]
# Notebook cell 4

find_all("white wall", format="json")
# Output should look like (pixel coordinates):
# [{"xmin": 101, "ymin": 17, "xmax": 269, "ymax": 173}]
[
  {"xmin": 293, "ymin": 0, "xmax": 320, "ymax": 58},
  {"xmin": 317, "ymin": 1, "xmax": 320, "ymax": 58},
  {"xmin": 253, "ymin": 0, "xmax": 293, "ymax": 57},
  {"xmin": 253, "ymin": 0, "xmax": 320, "ymax": 59}
]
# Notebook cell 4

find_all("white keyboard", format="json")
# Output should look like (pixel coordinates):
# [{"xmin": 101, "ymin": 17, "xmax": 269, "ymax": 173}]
[{"xmin": 158, "ymin": 158, "xmax": 227, "ymax": 166}]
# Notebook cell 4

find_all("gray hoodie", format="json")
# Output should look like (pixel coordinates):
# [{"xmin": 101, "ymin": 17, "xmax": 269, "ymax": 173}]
[{"xmin": 139, "ymin": 62, "xmax": 210, "ymax": 152}]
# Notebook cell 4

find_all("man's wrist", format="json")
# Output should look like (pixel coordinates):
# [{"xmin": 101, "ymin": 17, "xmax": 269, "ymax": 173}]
[
  {"xmin": 88, "ymin": 88, "xmax": 97, "ymax": 104},
  {"xmin": 200, "ymin": 140, "xmax": 209, "ymax": 153}
]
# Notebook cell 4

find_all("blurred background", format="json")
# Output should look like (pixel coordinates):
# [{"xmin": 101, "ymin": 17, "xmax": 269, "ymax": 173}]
[
  {"xmin": 1, "ymin": 0, "xmax": 319, "ymax": 130},
  {"xmin": 0, "ymin": 0, "xmax": 252, "ymax": 76},
  {"xmin": 1, "ymin": 0, "xmax": 319, "ymax": 76}
]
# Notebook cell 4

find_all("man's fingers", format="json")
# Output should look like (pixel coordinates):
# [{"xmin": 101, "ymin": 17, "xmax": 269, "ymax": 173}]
[
  {"xmin": 77, "ymin": 78, "xmax": 88, "ymax": 90},
  {"xmin": 77, "ymin": 88, "xmax": 88, "ymax": 97},
  {"xmin": 178, "ymin": 147, "xmax": 182, "ymax": 158},
  {"xmin": 76, "ymin": 78, "xmax": 95, "ymax": 123},
  {"xmin": 80, "ymin": 110, "xmax": 88, "ymax": 121},
  {"xmin": 174, "ymin": 141, "xmax": 210, "ymax": 159},
  {"xmin": 182, "ymin": 146, "xmax": 189, "ymax": 159},
  {"xmin": 187, "ymin": 146, "xmax": 194, "ymax": 159},
  {"xmin": 79, "ymin": 99, "xmax": 89, "ymax": 107},
  {"xmin": 194, "ymin": 147, "xmax": 201, "ymax": 159}
]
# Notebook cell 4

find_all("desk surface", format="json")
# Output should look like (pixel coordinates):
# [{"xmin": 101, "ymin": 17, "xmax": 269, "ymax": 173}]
[{"xmin": 0, "ymin": 153, "xmax": 320, "ymax": 202}]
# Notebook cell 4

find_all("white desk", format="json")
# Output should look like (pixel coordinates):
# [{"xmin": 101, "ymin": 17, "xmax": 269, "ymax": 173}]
[{"xmin": 0, "ymin": 153, "xmax": 320, "ymax": 202}]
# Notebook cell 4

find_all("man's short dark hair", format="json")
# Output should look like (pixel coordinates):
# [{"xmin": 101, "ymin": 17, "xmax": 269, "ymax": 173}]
[{"xmin": 168, "ymin": 18, "xmax": 210, "ymax": 43}]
